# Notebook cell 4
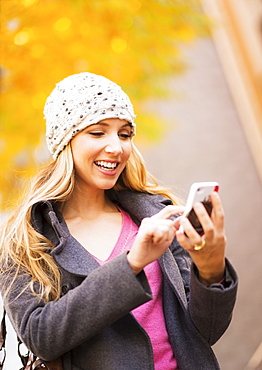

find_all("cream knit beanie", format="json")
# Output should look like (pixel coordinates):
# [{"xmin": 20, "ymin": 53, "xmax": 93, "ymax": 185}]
[{"xmin": 44, "ymin": 72, "xmax": 136, "ymax": 159}]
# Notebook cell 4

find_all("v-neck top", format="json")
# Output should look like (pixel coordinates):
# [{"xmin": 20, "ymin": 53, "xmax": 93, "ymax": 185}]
[
  {"xmin": 94, "ymin": 207, "xmax": 178, "ymax": 370},
  {"xmin": 94, "ymin": 206, "xmax": 138, "ymax": 264}
]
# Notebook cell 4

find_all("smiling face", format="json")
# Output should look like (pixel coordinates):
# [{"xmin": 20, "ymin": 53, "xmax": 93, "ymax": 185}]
[{"xmin": 70, "ymin": 118, "xmax": 133, "ymax": 193}]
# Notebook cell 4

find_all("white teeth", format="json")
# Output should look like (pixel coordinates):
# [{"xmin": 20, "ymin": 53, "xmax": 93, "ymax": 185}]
[{"xmin": 95, "ymin": 161, "xmax": 118, "ymax": 169}]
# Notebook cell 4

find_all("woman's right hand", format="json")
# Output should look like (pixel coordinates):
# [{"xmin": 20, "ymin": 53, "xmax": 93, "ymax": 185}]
[{"xmin": 127, "ymin": 205, "xmax": 184, "ymax": 274}]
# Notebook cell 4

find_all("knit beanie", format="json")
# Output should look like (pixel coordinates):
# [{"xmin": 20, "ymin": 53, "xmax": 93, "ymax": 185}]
[{"xmin": 44, "ymin": 72, "xmax": 136, "ymax": 159}]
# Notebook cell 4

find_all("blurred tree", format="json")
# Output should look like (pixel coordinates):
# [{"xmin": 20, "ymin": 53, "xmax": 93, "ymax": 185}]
[{"xmin": 0, "ymin": 0, "xmax": 211, "ymax": 209}]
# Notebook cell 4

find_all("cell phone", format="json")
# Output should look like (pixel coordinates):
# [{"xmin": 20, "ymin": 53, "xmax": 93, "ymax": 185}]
[{"xmin": 182, "ymin": 181, "xmax": 219, "ymax": 235}]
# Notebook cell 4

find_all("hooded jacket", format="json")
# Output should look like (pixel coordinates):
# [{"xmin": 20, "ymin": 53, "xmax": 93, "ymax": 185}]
[{"xmin": 1, "ymin": 190, "xmax": 238, "ymax": 370}]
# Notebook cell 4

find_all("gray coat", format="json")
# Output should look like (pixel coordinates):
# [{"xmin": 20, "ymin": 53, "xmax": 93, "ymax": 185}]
[{"xmin": 1, "ymin": 190, "xmax": 238, "ymax": 370}]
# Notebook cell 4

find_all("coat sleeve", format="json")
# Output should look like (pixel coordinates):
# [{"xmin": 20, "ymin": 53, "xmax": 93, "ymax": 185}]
[
  {"xmin": 169, "ymin": 238, "xmax": 238, "ymax": 345},
  {"xmin": 0, "ymin": 253, "xmax": 152, "ymax": 361},
  {"xmin": 188, "ymin": 259, "xmax": 238, "ymax": 345}
]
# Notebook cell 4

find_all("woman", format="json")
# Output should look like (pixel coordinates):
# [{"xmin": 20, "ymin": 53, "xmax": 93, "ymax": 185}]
[{"xmin": 0, "ymin": 72, "xmax": 237, "ymax": 370}]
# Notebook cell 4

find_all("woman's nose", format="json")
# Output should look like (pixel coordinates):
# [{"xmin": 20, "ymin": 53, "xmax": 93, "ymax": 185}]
[{"xmin": 104, "ymin": 135, "xmax": 123, "ymax": 154}]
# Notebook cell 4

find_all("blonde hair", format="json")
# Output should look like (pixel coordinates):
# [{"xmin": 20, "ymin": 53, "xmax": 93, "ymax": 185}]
[{"xmin": 0, "ymin": 143, "xmax": 179, "ymax": 302}]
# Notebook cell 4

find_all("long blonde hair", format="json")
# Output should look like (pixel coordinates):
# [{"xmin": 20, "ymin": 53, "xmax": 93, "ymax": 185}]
[{"xmin": 0, "ymin": 143, "xmax": 179, "ymax": 302}]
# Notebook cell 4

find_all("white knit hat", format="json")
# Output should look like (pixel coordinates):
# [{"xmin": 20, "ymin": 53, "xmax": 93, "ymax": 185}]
[{"xmin": 44, "ymin": 72, "xmax": 136, "ymax": 159}]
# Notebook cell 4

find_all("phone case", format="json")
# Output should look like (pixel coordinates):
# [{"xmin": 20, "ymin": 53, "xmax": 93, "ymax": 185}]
[
  {"xmin": 183, "ymin": 182, "xmax": 219, "ymax": 217},
  {"xmin": 182, "ymin": 181, "xmax": 219, "ymax": 235}
]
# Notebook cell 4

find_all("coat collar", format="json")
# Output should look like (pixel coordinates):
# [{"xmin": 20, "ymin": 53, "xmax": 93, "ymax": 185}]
[
  {"xmin": 31, "ymin": 201, "xmax": 100, "ymax": 276},
  {"xmin": 30, "ymin": 190, "xmax": 187, "ymax": 309},
  {"xmin": 30, "ymin": 191, "xmax": 171, "ymax": 277},
  {"xmin": 106, "ymin": 189, "xmax": 172, "ymax": 222}
]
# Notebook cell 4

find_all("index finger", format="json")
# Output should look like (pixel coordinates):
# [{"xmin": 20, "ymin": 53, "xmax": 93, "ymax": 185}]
[{"xmin": 152, "ymin": 205, "xmax": 185, "ymax": 220}]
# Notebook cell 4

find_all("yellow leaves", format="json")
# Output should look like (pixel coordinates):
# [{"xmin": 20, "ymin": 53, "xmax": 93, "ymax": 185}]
[
  {"xmin": 127, "ymin": 0, "xmax": 142, "ymax": 12},
  {"xmin": 21, "ymin": 0, "xmax": 38, "ymax": 7},
  {"xmin": 78, "ymin": 22, "xmax": 92, "ymax": 37},
  {"xmin": 53, "ymin": 18, "xmax": 72, "ymax": 33},
  {"xmin": 30, "ymin": 44, "xmax": 46, "ymax": 59},
  {"xmin": 1, "ymin": 0, "xmax": 212, "ymax": 209},
  {"xmin": 111, "ymin": 37, "xmax": 128, "ymax": 54},
  {"xmin": 135, "ymin": 112, "xmax": 169, "ymax": 144},
  {"xmin": 74, "ymin": 59, "xmax": 89, "ymax": 73},
  {"xmin": 14, "ymin": 30, "xmax": 30, "ymax": 45},
  {"xmin": 31, "ymin": 92, "xmax": 46, "ymax": 110}
]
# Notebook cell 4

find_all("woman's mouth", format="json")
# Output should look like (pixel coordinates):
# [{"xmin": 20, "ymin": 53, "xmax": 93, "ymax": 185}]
[{"xmin": 94, "ymin": 160, "xmax": 119, "ymax": 171}]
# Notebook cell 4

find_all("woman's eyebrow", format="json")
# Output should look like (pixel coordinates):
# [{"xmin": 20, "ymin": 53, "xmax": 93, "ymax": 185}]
[
  {"xmin": 83, "ymin": 122, "xmax": 107, "ymax": 130},
  {"xmin": 123, "ymin": 122, "xmax": 133, "ymax": 128},
  {"xmin": 88, "ymin": 122, "xmax": 132, "ymax": 128},
  {"xmin": 89, "ymin": 122, "xmax": 108, "ymax": 127},
  {"xmin": 118, "ymin": 122, "xmax": 133, "ymax": 128}
]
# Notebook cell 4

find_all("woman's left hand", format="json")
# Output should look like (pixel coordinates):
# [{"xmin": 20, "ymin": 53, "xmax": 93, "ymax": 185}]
[{"xmin": 176, "ymin": 191, "xmax": 226, "ymax": 286}]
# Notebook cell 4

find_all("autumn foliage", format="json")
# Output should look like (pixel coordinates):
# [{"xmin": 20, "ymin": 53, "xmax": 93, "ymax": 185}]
[{"xmin": 0, "ymin": 0, "xmax": 211, "ymax": 209}]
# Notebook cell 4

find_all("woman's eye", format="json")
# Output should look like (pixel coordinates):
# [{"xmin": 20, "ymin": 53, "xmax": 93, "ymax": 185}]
[
  {"xmin": 119, "ymin": 133, "xmax": 131, "ymax": 139},
  {"xmin": 89, "ymin": 132, "xmax": 104, "ymax": 137},
  {"xmin": 88, "ymin": 131, "xmax": 131, "ymax": 139}
]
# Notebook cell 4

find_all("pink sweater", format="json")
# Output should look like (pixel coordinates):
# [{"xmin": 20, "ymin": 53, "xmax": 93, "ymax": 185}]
[{"xmin": 95, "ymin": 207, "xmax": 178, "ymax": 370}]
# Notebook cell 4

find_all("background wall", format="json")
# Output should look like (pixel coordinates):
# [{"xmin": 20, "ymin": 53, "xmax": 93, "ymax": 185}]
[{"xmin": 140, "ymin": 38, "xmax": 262, "ymax": 370}]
